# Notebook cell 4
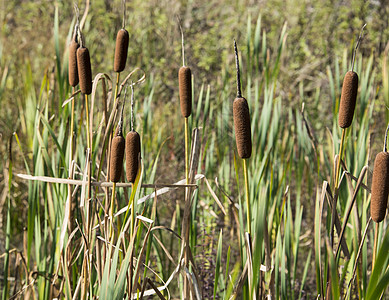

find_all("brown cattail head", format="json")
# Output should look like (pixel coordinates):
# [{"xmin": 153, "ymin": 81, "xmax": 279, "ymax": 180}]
[
  {"xmin": 370, "ymin": 151, "xmax": 389, "ymax": 223},
  {"xmin": 109, "ymin": 133, "xmax": 125, "ymax": 183},
  {"xmin": 233, "ymin": 97, "xmax": 252, "ymax": 159},
  {"xmin": 68, "ymin": 39, "xmax": 79, "ymax": 87},
  {"xmin": 179, "ymin": 66, "xmax": 192, "ymax": 118},
  {"xmin": 338, "ymin": 71, "xmax": 358, "ymax": 128},
  {"xmin": 126, "ymin": 130, "xmax": 141, "ymax": 183},
  {"xmin": 77, "ymin": 46, "xmax": 92, "ymax": 95},
  {"xmin": 114, "ymin": 28, "xmax": 129, "ymax": 73}
]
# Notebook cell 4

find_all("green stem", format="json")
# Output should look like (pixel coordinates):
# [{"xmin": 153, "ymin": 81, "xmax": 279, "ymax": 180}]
[
  {"xmin": 185, "ymin": 117, "xmax": 189, "ymax": 184},
  {"xmin": 331, "ymin": 128, "xmax": 346, "ymax": 246},
  {"xmin": 85, "ymin": 94, "xmax": 92, "ymax": 201},
  {"xmin": 373, "ymin": 222, "xmax": 379, "ymax": 270},
  {"xmin": 68, "ymin": 88, "xmax": 75, "ymax": 228},
  {"xmin": 85, "ymin": 93, "xmax": 91, "ymax": 151},
  {"xmin": 131, "ymin": 187, "xmax": 135, "ymax": 239},
  {"xmin": 70, "ymin": 87, "xmax": 75, "ymax": 165},
  {"xmin": 184, "ymin": 117, "xmax": 190, "ymax": 297},
  {"xmin": 334, "ymin": 128, "xmax": 346, "ymax": 191},
  {"xmin": 114, "ymin": 72, "xmax": 120, "ymax": 108},
  {"xmin": 110, "ymin": 182, "xmax": 116, "ymax": 239},
  {"xmin": 243, "ymin": 158, "xmax": 251, "ymax": 235}
]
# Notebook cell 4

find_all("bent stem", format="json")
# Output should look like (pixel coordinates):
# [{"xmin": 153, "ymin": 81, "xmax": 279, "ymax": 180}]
[{"xmin": 243, "ymin": 158, "xmax": 251, "ymax": 235}]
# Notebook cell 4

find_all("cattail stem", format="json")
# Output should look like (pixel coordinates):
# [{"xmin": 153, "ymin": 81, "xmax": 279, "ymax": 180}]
[
  {"xmin": 131, "ymin": 191, "xmax": 135, "ymax": 239},
  {"xmin": 70, "ymin": 88, "xmax": 76, "ymax": 161},
  {"xmin": 185, "ymin": 117, "xmax": 190, "ymax": 184},
  {"xmin": 184, "ymin": 117, "xmax": 190, "ymax": 298},
  {"xmin": 114, "ymin": 72, "xmax": 120, "ymax": 107},
  {"xmin": 330, "ymin": 128, "xmax": 346, "ymax": 247},
  {"xmin": 335, "ymin": 128, "xmax": 346, "ymax": 190},
  {"xmin": 234, "ymin": 39, "xmax": 242, "ymax": 98},
  {"xmin": 85, "ymin": 94, "xmax": 92, "ymax": 201},
  {"xmin": 351, "ymin": 24, "xmax": 366, "ymax": 72},
  {"xmin": 122, "ymin": 0, "xmax": 126, "ymax": 29},
  {"xmin": 373, "ymin": 222, "xmax": 379, "ymax": 270},
  {"xmin": 109, "ymin": 182, "xmax": 116, "ymax": 238},
  {"xmin": 68, "ymin": 87, "xmax": 76, "ymax": 234},
  {"xmin": 384, "ymin": 123, "xmax": 389, "ymax": 152},
  {"xmin": 106, "ymin": 73, "xmax": 120, "ymax": 183},
  {"xmin": 85, "ymin": 94, "xmax": 91, "ymax": 150},
  {"xmin": 130, "ymin": 82, "xmax": 134, "ymax": 131},
  {"xmin": 243, "ymin": 158, "xmax": 251, "ymax": 235}
]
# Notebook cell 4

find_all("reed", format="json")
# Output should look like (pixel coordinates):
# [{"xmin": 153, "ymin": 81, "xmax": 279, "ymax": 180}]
[
  {"xmin": 331, "ymin": 25, "xmax": 366, "ymax": 247},
  {"xmin": 233, "ymin": 40, "xmax": 252, "ymax": 235}
]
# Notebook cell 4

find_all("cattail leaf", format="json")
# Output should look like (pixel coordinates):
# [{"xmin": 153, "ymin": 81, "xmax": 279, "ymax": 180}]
[
  {"xmin": 213, "ymin": 230, "xmax": 223, "ymax": 299},
  {"xmin": 298, "ymin": 250, "xmax": 312, "ymax": 299},
  {"xmin": 326, "ymin": 238, "xmax": 340, "ymax": 299},
  {"xmin": 366, "ymin": 227, "xmax": 389, "ymax": 299}
]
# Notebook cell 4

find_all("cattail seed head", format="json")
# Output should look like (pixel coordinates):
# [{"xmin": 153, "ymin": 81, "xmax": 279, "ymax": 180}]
[
  {"xmin": 68, "ymin": 39, "xmax": 79, "ymax": 87},
  {"xmin": 370, "ymin": 151, "xmax": 389, "ymax": 223},
  {"xmin": 109, "ymin": 134, "xmax": 125, "ymax": 183},
  {"xmin": 233, "ymin": 97, "xmax": 252, "ymax": 159},
  {"xmin": 77, "ymin": 46, "xmax": 92, "ymax": 95},
  {"xmin": 179, "ymin": 66, "xmax": 192, "ymax": 118},
  {"xmin": 126, "ymin": 131, "xmax": 141, "ymax": 183},
  {"xmin": 114, "ymin": 28, "xmax": 129, "ymax": 73},
  {"xmin": 338, "ymin": 71, "xmax": 358, "ymax": 128}
]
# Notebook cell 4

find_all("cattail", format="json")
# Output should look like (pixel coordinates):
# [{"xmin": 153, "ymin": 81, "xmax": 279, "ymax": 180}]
[
  {"xmin": 233, "ymin": 40, "xmax": 252, "ymax": 159},
  {"xmin": 233, "ymin": 97, "xmax": 252, "ymax": 159},
  {"xmin": 370, "ymin": 151, "xmax": 389, "ymax": 223},
  {"xmin": 109, "ymin": 133, "xmax": 125, "ymax": 183},
  {"xmin": 338, "ymin": 71, "xmax": 358, "ymax": 128},
  {"xmin": 179, "ymin": 66, "xmax": 192, "ymax": 118},
  {"xmin": 126, "ymin": 130, "xmax": 141, "ymax": 183},
  {"xmin": 77, "ymin": 46, "xmax": 92, "ymax": 95},
  {"xmin": 68, "ymin": 39, "xmax": 79, "ymax": 87},
  {"xmin": 114, "ymin": 28, "xmax": 129, "ymax": 73}
]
